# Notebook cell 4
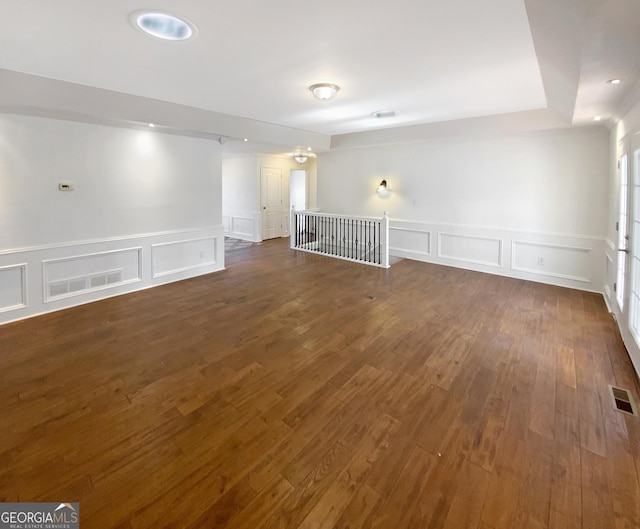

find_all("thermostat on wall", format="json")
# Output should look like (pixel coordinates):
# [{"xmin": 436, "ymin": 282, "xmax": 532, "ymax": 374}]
[{"xmin": 58, "ymin": 183, "xmax": 74, "ymax": 191}]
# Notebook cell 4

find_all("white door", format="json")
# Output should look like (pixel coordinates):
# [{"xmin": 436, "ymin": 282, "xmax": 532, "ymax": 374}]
[
  {"xmin": 615, "ymin": 138, "xmax": 640, "ymax": 374},
  {"xmin": 261, "ymin": 167, "xmax": 282, "ymax": 240}
]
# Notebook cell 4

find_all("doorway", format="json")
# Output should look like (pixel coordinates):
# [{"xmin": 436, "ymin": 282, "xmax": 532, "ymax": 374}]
[{"xmin": 290, "ymin": 169, "xmax": 307, "ymax": 212}]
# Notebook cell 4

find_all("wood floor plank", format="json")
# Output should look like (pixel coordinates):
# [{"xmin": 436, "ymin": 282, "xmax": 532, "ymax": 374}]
[
  {"xmin": 550, "ymin": 412, "xmax": 582, "ymax": 526},
  {"xmin": 369, "ymin": 445, "xmax": 438, "ymax": 529},
  {"xmin": 581, "ymin": 449, "xmax": 615, "ymax": 529},
  {"xmin": 1, "ymin": 238, "xmax": 638, "ymax": 529},
  {"xmin": 480, "ymin": 433, "xmax": 526, "ymax": 529},
  {"xmin": 441, "ymin": 460, "xmax": 490, "ymax": 529},
  {"xmin": 297, "ymin": 413, "xmax": 401, "ymax": 529}
]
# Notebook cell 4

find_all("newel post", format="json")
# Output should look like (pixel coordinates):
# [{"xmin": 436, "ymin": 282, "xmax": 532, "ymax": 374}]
[{"xmin": 382, "ymin": 211, "xmax": 390, "ymax": 268}]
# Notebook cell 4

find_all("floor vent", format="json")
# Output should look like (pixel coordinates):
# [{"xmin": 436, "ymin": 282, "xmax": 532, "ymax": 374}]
[{"xmin": 609, "ymin": 385, "xmax": 638, "ymax": 417}]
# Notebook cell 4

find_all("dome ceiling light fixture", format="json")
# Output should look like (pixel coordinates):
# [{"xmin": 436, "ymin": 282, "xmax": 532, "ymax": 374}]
[
  {"xmin": 131, "ymin": 11, "xmax": 197, "ymax": 41},
  {"xmin": 310, "ymin": 83, "xmax": 340, "ymax": 100},
  {"xmin": 293, "ymin": 154, "xmax": 309, "ymax": 164}
]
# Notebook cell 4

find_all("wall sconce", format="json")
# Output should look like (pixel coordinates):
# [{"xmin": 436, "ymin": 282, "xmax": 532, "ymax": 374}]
[{"xmin": 377, "ymin": 179, "xmax": 391, "ymax": 198}]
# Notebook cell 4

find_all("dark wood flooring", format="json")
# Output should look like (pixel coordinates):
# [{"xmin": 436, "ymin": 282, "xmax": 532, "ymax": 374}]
[{"xmin": 1, "ymin": 237, "xmax": 639, "ymax": 528}]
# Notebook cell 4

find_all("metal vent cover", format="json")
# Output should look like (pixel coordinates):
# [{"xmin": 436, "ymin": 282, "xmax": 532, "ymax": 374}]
[{"xmin": 609, "ymin": 385, "xmax": 638, "ymax": 417}]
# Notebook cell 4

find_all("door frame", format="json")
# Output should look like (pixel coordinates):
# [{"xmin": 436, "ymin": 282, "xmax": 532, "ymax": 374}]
[{"xmin": 614, "ymin": 136, "xmax": 640, "ymax": 376}]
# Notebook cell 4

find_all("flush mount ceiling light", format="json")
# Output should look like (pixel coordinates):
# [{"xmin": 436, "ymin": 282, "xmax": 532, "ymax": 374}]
[
  {"xmin": 310, "ymin": 83, "xmax": 340, "ymax": 100},
  {"xmin": 607, "ymin": 79, "xmax": 622, "ymax": 84},
  {"xmin": 371, "ymin": 110, "xmax": 399, "ymax": 119},
  {"xmin": 131, "ymin": 11, "xmax": 197, "ymax": 41},
  {"xmin": 593, "ymin": 116, "xmax": 602, "ymax": 121},
  {"xmin": 293, "ymin": 154, "xmax": 309, "ymax": 164}
]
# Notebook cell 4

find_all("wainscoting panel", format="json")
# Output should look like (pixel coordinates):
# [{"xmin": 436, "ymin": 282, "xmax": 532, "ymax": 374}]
[
  {"xmin": 0, "ymin": 264, "xmax": 27, "ymax": 312},
  {"xmin": 438, "ymin": 233, "xmax": 502, "ymax": 268},
  {"xmin": 43, "ymin": 248, "xmax": 142, "ymax": 302},
  {"xmin": 388, "ymin": 218, "xmax": 605, "ymax": 293},
  {"xmin": 223, "ymin": 210, "xmax": 261, "ymax": 242},
  {"xmin": 0, "ymin": 226, "xmax": 225, "ymax": 325},
  {"xmin": 231, "ymin": 217, "xmax": 254, "ymax": 238},
  {"xmin": 511, "ymin": 241, "xmax": 591, "ymax": 283},
  {"xmin": 152, "ymin": 237, "xmax": 218, "ymax": 278},
  {"xmin": 389, "ymin": 227, "xmax": 431, "ymax": 258}
]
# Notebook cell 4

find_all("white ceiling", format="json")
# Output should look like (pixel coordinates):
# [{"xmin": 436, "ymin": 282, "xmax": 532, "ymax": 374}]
[{"xmin": 0, "ymin": 0, "xmax": 638, "ymax": 153}]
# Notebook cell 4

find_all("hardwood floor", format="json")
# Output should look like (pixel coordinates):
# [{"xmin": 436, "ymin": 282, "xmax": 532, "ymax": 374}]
[{"xmin": 1, "ymin": 237, "xmax": 639, "ymax": 528}]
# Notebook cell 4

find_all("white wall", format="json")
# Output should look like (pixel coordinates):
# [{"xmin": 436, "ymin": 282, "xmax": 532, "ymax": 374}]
[
  {"xmin": 317, "ymin": 127, "xmax": 609, "ymax": 291},
  {"xmin": 0, "ymin": 113, "xmax": 224, "ymax": 324},
  {"xmin": 222, "ymin": 155, "xmax": 261, "ymax": 241},
  {"xmin": 222, "ymin": 153, "xmax": 317, "ymax": 241}
]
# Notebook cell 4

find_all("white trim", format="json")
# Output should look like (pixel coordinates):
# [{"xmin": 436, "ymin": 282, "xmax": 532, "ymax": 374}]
[
  {"xmin": 390, "ymin": 217, "xmax": 604, "ymax": 242},
  {"xmin": 510, "ymin": 240, "xmax": 592, "ymax": 283},
  {"xmin": 389, "ymin": 226, "xmax": 432, "ymax": 257},
  {"xmin": 0, "ymin": 226, "xmax": 226, "ymax": 326},
  {"xmin": 437, "ymin": 232, "xmax": 503, "ymax": 268},
  {"xmin": 0, "ymin": 263, "xmax": 28, "ymax": 313},
  {"xmin": 153, "ymin": 262, "xmax": 217, "ymax": 279},
  {"xmin": 0, "ymin": 225, "xmax": 223, "ymax": 255},
  {"xmin": 605, "ymin": 237, "xmax": 616, "ymax": 251},
  {"xmin": 42, "ymin": 247, "xmax": 143, "ymax": 302},
  {"xmin": 223, "ymin": 210, "xmax": 261, "ymax": 242},
  {"xmin": 390, "ymin": 226, "xmax": 432, "ymax": 234},
  {"xmin": 151, "ymin": 236, "xmax": 219, "ymax": 279}
]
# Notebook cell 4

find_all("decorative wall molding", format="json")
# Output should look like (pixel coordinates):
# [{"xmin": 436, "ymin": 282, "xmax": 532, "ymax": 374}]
[
  {"xmin": 389, "ymin": 218, "xmax": 605, "ymax": 293},
  {"xmin": 0, "ymin": 227, "xmax": 225, "ymax": 325},
  {"xmin": 0, "ymin": 226, "xmax": 223, "ymax": 256},
  {"xmin": 389, "ymin": 227, "xmax": 432, "ymax": 258},
  {"xmin": 43, "ymin": 247, "xmax": 143, "ymax": 302},
  {"xmin": 437, "ymin": 232, "xmax": 502, "ymax": 268},
  {"xmin": 222, "ymin": 210, "xmax": 261, "ymax": 242},
  {"xmin": 511, "ymin": 240, "xmax": 591, "ymax": 283},
  {"xmin": 0, "ymin": 263, "xmax": 27, "ymax": 313},
  {"xmin": 152, "ymin": 236, "xmax": 218, "ymax": 278}
]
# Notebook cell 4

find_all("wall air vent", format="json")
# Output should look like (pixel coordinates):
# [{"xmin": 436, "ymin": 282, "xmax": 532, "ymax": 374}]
[{"xmin": 48, "ymin": 269, "xmax": 123, "ymax": 300}]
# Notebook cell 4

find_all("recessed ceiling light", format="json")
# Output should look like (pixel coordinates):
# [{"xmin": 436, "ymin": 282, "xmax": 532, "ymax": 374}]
[
  {"xmin": 149, "ymin": 123, "xmax": 155, "ymax": 128},
  {"xmin": 593, "ymin": 116, "xmax": 602, "ymax": 121},
  {"xmin": 307, "ymin": 147, "xmax": 312, "ymax": 152},
  {"xmin": 607, "ymin": 79, "xmax": 622, "ymax": 84},
  {"xmin": 243, "ymin": 138, "xmax": 248, "ymax": 142},
  {"xmin": 310, "ymin": 83, "xmax": 339, "ymax": 100},
  {"xmin": 371, "ymin": 110, "xmax": 399, "ymax": 119},
  {"xmin": 131, "ymin": 11, "xmax": 197, "ymax": 41}
]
